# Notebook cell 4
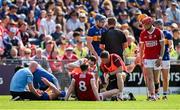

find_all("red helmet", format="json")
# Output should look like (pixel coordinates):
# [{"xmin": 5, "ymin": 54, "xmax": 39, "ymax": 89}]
[{"xmin": 142, "ymin": 17, "xmax": 154, "ymax": 25}]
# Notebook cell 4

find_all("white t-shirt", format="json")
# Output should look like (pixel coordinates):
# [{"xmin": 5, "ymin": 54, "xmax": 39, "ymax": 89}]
[{"xmin": 40, "ymin": 18, "xmax": 56, "ymax": 35}]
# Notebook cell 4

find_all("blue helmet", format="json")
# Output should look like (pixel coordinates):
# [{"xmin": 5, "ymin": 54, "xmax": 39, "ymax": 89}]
[{"xmin": 95, "ymin": 14, "xmax": 106, "ymax": 21}]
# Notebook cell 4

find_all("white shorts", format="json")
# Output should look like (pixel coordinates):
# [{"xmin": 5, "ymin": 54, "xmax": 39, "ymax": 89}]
[
  {"xmin": 162, "ymin": 60, "xmax": 170, "ymax": 69},
  {"xmin": 143, "ymin": 59, "xmax": 161, "ymax": 70}
]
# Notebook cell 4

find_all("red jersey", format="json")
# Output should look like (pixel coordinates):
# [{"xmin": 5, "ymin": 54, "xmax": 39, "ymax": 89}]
[
  {"xmin": 73, "ymin": 72, "xmax": 97, "ymax": 101},
  {"xmin": 140, "ymin": 28, "xmax": 162, "ymax": 59},
  {"xmin": 62, "ymin": 54, "xmax": 78, "ymax": 63}
]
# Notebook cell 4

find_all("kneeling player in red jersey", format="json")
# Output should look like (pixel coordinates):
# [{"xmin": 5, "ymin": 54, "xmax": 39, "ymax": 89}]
[{"xmin": 65, "ymin": 63, "xmax": 120, "ymax": 101}]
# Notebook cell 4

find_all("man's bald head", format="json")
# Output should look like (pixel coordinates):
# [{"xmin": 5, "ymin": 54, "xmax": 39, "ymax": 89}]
[{"xmin": 29, "ymin": 61, "xmax": 39, "ymax": 73}]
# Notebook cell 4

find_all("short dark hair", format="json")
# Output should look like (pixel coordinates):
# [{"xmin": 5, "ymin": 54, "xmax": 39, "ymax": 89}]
[
  {"xmin": 80, "ymin": 64, "xmax": 89, "ymax": 71},
  {"xmin": 108, "ymin": 17, "xmax": 116, "ymax": 25},
  {"xmin": 73, "ymin": 31, "xmax": 80, "ymax": 38},
  {"xmin": 74, "ymin": 27, "xmax": 83, "ymax": 32},
  {"xmin": 100, "ymin": 51, "xmax": 109, "ymax": 59},
  {"xmin": 172, "ymin": 29, "xmax": 179, "ymax": 33},
  {"xmin": 88, "ymin": 55, "xmax": 97, "ymax": 64}
]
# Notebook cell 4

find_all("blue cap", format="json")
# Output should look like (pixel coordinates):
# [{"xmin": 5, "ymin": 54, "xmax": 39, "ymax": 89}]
[
  {"xmin": 95, "ymin": 14, "xmax": 106, "ymax": 21},
  {"xmin": 154, "ymin": 19, "xmax": 164, "ymax": 26}
]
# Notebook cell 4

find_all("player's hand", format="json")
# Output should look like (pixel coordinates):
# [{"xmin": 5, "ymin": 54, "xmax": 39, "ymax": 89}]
[
  {"xmin": 155, "ymin": 59, "xmax": 162, "ymax": 67},
  {"xmin": 139, "ymin": 58, "xmax": 144, "ymax": 66},
  {"xmin": 36, "ymin": 89, "xmax": 43, "ymax": 97},
  {"xmin": 36, "ymin": 89, "xmax": 43, "ymax": 94}
]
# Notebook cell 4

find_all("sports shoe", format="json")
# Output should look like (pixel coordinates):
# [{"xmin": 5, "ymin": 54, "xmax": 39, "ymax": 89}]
[
  {"xmin": 147, "ymin": 96, "xmax": 156, "ymax": 101},
  {"xmin": 128, "ymin": 93, "xmax": 136, "ymax": 101},
  {"xmin": 155, "ymin": 94, "xmax": 160, "ymax": 100},
  {"xmin": 111, "ymin": 96, "xmax": 118, "ymax": 101},
  {"xmin": 11, "ymin": 96, "xmax": 21, "ymax": 101},
  {"xmin": 162, "ymin": 96, "xmax": 168, "ymax": 100}
]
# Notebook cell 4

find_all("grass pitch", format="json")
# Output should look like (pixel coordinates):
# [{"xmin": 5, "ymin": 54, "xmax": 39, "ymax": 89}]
[{"xmin": 0, "ymin": 95, "xmax": 180, "ymax": 110}]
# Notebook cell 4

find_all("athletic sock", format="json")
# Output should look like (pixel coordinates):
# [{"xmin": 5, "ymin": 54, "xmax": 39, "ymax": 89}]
[
  {"xmin": 163, "ymin": 91, "xmax": 168, "ymax": 96},
  {"xmin": 155, "ymin": 83, "xmax": 160, "ymax": 94}
]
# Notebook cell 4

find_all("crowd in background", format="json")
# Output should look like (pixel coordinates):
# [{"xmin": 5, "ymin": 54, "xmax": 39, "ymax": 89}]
[{"xmin": 0, "ymin": 0, "xmax": 180, "ymax": 78}]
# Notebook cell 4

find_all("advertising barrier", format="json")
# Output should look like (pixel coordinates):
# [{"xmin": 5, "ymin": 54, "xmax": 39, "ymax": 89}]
[{"xmin": 0, "ymin": 64, "xmax": 179, "ymax": 95}]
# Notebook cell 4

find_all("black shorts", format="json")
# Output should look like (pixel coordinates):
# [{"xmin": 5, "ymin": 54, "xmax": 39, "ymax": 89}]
[
  {"xmin": 10, "ymin": 91, "xmax": 40, "ymax": 100},
  {"xmin": 106, "ymin": 74, "xmax": 118, "ymax": 90}
]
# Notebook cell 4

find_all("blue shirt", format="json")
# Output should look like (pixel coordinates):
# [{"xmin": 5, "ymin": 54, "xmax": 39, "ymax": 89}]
[
  {"xmin": 163, "ymin": 30, "xmax": 173, "ymax": 60},
  {"xmin": 33, "ymin": 67, "xmax": 58, "ymax": 89},
  {"xmin": 10, "ymin": 68, "xmax": 33, "ymax": 92},
  {"xmin": 88, "ymin": 25, "xmax": 106, "ymax": 56}
]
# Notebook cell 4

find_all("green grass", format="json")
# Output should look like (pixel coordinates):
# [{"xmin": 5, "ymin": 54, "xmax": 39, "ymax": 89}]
[{"xmin": 0, "ymin": 95, "xmax": 180, "ymax": 110}]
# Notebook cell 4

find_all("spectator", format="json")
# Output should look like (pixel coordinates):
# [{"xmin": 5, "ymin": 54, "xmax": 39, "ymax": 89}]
[
  {"xmin": 45, "ymin": 0, "xmax": 56, "ymax": 12},
  {"xmin": 117, "ymin": 11, "xmax": 129, "ymax": 24},
  {"xmin": 102, "ymin": 0, "xmax": 114, "ymax": 17},
  {"xmin": 30, "ymin": 45, "xmax": 36, "ymax": 57},
  {"xmin": 6, "ymin": 47, "xmax": 22, "ymax": 65},
  {"xmin": 55, "ymin": 12, "xmax": 67, "ymax": 33},
  {"xmin": 21, "ymin": 48, "xmax": 32, "ymax": 67},
  {"xmin": 42, "ymin": 40, "xmax": 55, "ymax": 57},
  {"xmin": 17, "ymin": 14, "xmax": 26, "ymax": 26},
  {"xmin": 88, "ymin": 0, "xmax": 101, "ymax": 13},
  {"xmin": 70, "ymin": 31, "xmax": 81, "ymax": 46},
  {"xmin": 123, "ymin": 35, "xmax": 137, "ymax": 57},
  {"xmin": 40, "ymin": 10, "xmax": 56, "ymax": 35},
  {"xmin": 74, "ymin": 39, "xmax": 89, "ymax": 59},
  {"xmin": 28, "ymin": 0, "xmax": 41, "ymax": 20},
  {"xmin": 48, "ymin": 49, "xmax": 62, "ymax": 80},
  {"xmin": 129, "ymin": 9, "xmax": 143, "ymax": 42},
  {"xmin": 40, "ymin": 35, "xmax": 52, "ymax": 49},
  {"xmin": 61, "ymin": 46, "xmax": 78, "ymax": 63},
  {"xmin": 8, "ymin": 4, "xmax": 19, "ymax": 22},
  {"xmin": 172, "ymin": 29, "xmax": 180, "ymax": 49},
  {"xmin": 18, "ymin": 22, "xmax": 29, "ymax": 46},
  {"xmin": 166, "ymin": 1, "xmax": 180, "ymax": 25},
  {"xmin": 113, "ymin": 0, "xmax": 128, "ymax": 17},
  {"xmin": 0, "ymin": 1, "xmax": 9, "ymax": 19},
  {"xmin": 25, "ymin": 10, "xmax": 36, "ymax": 27},
  {"xmin": 32, "ymin": 48, "xmax": 51, "ymax": 72},
  {"xmin": 57, "ymin": 40, "xmax": 67, "ymax": 56},
  {"xmin": 3, "ymin": 27, "xmax": 23, "ymax": 57},
  {"xmin": 66, "ymin": 10, "xmax": 81, "ymax": 33},
  {"xmin": 16, "ymin": 0, "xmax": 28, "ymax": 15},
  {"xmin": 51, "ymin": 24, "xmax": 64, "ymax": 42},
  {"xmin": 79, "ymin": 13, "xmax": 87, "ymax": 32},
  {"xmin": 37, "ymin": 10, "xmax": 47, "ymax": 31}
]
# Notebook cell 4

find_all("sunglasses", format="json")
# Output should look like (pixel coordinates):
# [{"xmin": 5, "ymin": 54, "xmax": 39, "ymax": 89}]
[{"xmin": 25, "ymin": 53, "xmax": 31, "ymax": 54}]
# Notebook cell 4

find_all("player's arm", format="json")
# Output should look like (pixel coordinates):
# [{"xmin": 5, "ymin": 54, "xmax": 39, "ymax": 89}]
[
  {"xmin": 159, "ymin": 31, "xmax": 165, "ymax": 59},
  {"xmin": 28, "ymin": 83, "xmax": 41, "ymax": 97},
  {"xmin": 139, "ymin": 41, "xmax": 144, "ymax": 65},
  {"xmin": 65, "ymin": 79, "xmax": 75, "ymax": 101},
  {"xmin": 66, "ymin": 59, "xmax": 87, "ymax": 69},
  {"xmin": 168, "ymin": 40, "xmax": 173, "ymax": 52},
  {"xmin": 100, "ymin": 32, "xmax": 105, "ymax": 50},
  {"xmin": 90, "ymin": 78, "xmax": 100, "ymax": 101},
  {"xmin": 86, "ymin": 37, "xmax": 99, "ymax": 60}
]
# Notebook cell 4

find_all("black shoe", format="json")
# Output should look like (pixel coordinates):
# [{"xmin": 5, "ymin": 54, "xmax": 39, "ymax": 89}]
[
  {"xmin": 111, "ymin": 96, "xmax": 118, "ymax": 101},
  {"xmin": 128, "ymin": 93, "xmax": 136, "ymax": 101},
  {"xmin": 147, "ymin": 97, "xmax": 156, "ymax": 101},
  {"xmin": 162, "ymin": 96, "xmax": 168, "ymax": 100}
]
